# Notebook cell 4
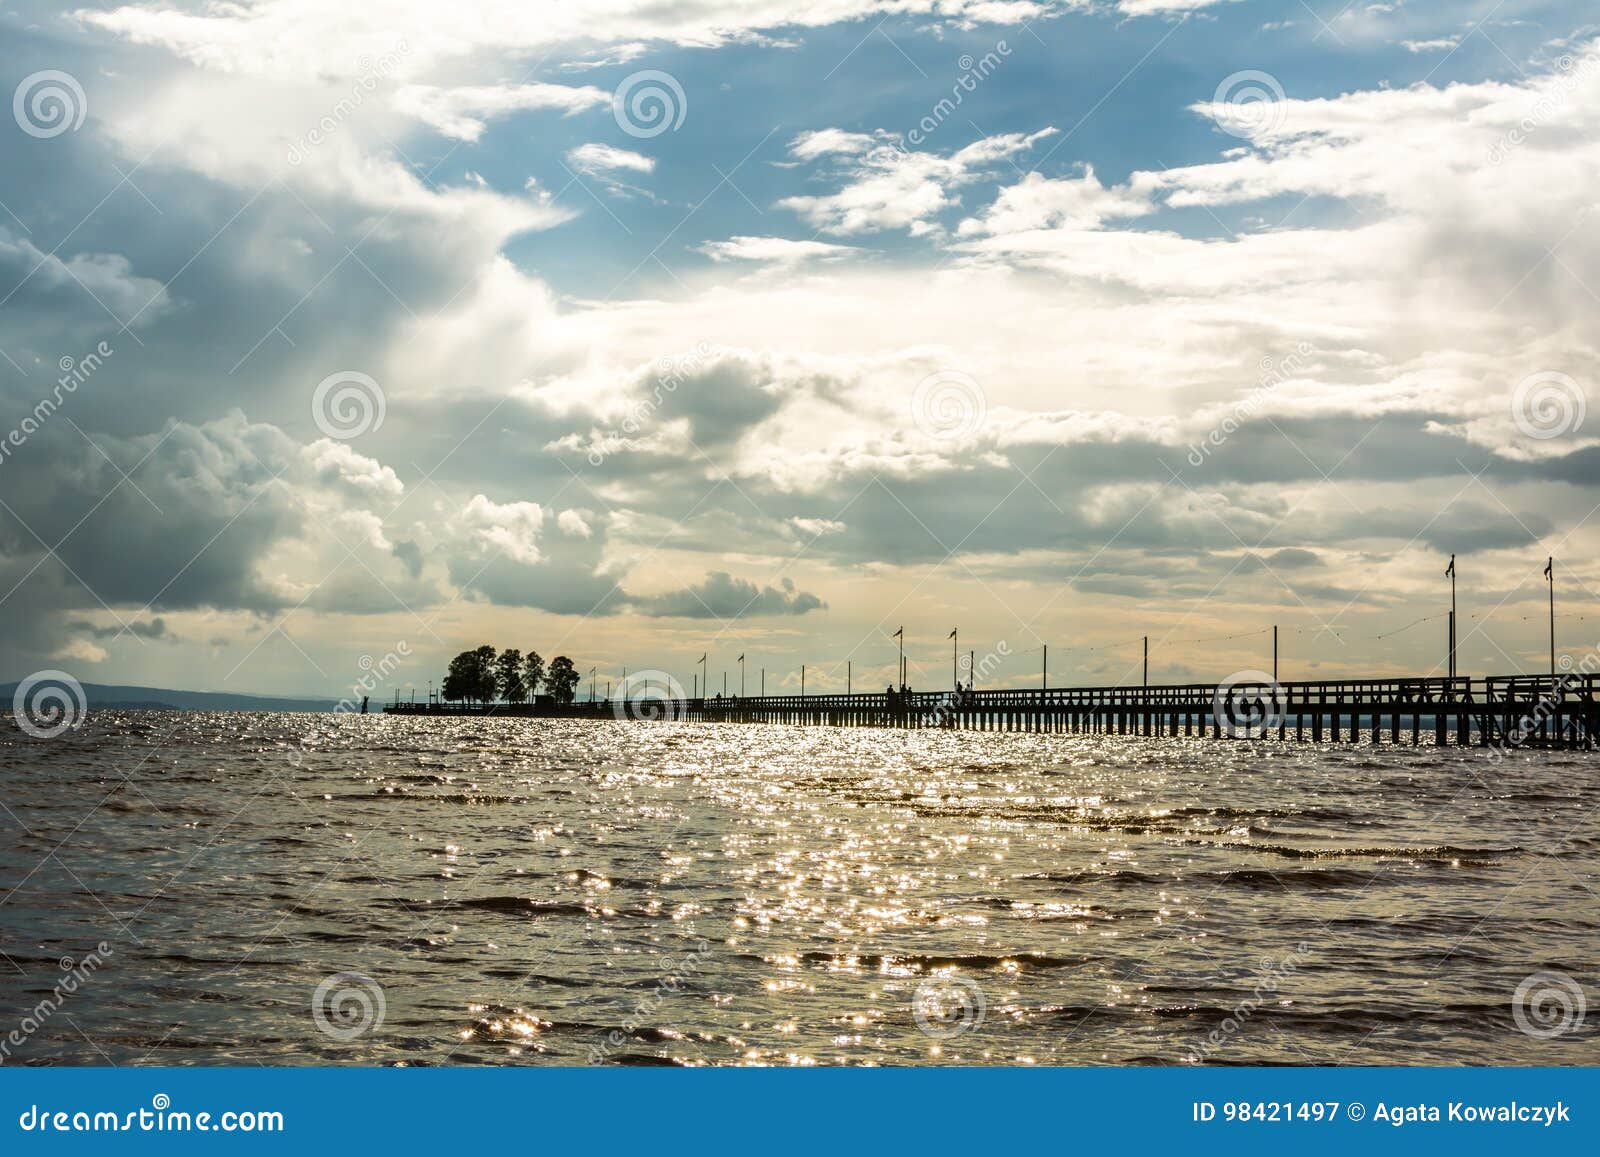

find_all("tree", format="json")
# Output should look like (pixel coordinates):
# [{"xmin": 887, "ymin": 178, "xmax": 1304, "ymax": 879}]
[
  {"xmin": 441, "ymin": 651, "xmax": 474, "ymax": 704},
  {"xmin": 442, "ymin": 645, "xmax": 498, "ymax": 706},
  {"xmin": 471, "ymin": 644, "xmax": 499, "ymax": 704},
  {"xmin": 496, "ymin": 648, "xmax": 527, "ymax": 704},
  {"xmin": 523, "ymin": 650, "xmax": 545, "ymax": 699},
  {"xmin": 545, "ymin": 655, "xmax": 580, "ymax": 704}
]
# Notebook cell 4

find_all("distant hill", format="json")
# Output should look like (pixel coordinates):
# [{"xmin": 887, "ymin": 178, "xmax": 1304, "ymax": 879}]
[{"xmin": 0, "ymin": 681, "xmax": 344, "ymax": 713}]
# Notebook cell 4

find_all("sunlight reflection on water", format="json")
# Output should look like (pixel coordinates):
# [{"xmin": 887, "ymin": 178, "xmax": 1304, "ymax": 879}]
[{"xmin": 1, "ymin": 711, "xmax": 1595, "ymax": 1066}]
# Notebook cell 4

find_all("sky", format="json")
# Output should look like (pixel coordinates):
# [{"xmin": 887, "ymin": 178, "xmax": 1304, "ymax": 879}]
[{"xmin": 2, "ymin": 0, "xmax": 1599, "ymax": 701}]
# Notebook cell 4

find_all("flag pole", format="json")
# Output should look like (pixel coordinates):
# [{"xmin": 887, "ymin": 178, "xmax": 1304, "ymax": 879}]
[
  {"xmin": 1547, "ymin": 556, "xmax": 1556, "ymax": 682},
  {"xmin": 1447, "ymin": 554, "xmax": 1456, "ymax": 682}
]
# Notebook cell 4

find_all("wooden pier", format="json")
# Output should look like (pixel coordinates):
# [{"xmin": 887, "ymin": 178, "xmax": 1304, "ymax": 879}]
[{"xmin": 386, "ymin": 673, "xmax": 1600, "ymax": 749}]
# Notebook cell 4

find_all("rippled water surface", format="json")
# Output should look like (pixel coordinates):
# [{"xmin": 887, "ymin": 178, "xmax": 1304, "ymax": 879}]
[{"xmin": 2, "ymin": 711, "xmax": 1596, "ymax": 1066}]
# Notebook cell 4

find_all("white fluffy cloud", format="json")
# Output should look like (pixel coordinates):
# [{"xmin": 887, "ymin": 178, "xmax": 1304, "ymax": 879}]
[
  {"xmin": 567, "ymin": 143, "xmax": 656, "ymax": 175},
  {"xmin": 394, "ymin": 82, "xmax": 609, "ymax": 141},
  {"xmin": 699, "ymin": 236, "xmax": 860, "ymax": 265},
  {"xmin": 461, "ymin": 494, "xmax": 547, "ymax": 565},
  {"xmin": 78, "ymin": 1, "xmax": 1082, "ymax": 81},
  {"xmin": 778, "ymin": 128, "xmax": 1057, "ymax": 235}
]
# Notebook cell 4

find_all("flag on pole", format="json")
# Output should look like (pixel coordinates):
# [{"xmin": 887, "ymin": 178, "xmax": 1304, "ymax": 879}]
[
  {"xmin": 737, "ymin": 653, "xmax": 744, "ymax": 662},
  {"xmin": 1545, "ymin": 557, "xmax": 1553, "ymax": 579},
  {"xmin": 948, "ymin": 628, "xmax": 957, "ymax": 639},
  {"xmin": 893, "ymin": 627, "xmax": 903, "ymax": 639},
  {"xmin": 1445, "ymin": 554, "xmax": 1454, "ymax": 577}
]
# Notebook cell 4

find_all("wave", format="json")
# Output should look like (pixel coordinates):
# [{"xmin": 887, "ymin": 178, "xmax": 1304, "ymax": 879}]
[
  {"xmin": 343, "ymin": 791, "xmax": 529, "ymax": 806},
  {"xmin": 1216, "ymin": 842, "xmax": 1518, "ymax": 866},
  {"xmin": 379, "ymin": 895, "xmax": 657, "ymax": 919},
  {"xmin": 751, "ymin": 949, "xmax": 1095, "ymax": 972},
  {"xmin": 1189, "ymin": 867, "xmax": 1378, "ymax": 890}
]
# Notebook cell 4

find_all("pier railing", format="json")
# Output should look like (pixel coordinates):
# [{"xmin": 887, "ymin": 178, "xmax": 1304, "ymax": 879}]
[
  {"xmin": 388, "ymin": 675, "xmax": 1474, "ymax": 715},
  {"xmin": 383, "ymin": 673, "xmax": 1599, "ymax": 748}
]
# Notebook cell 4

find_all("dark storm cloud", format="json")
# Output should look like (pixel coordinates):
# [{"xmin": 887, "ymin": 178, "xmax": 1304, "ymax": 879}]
[
  {"xmin": 1263, "ymin": 548, "xmax": 1321, "ymax": 569},
  {"xmin": 448, "ymin": 551, "xmax": 631, "ymax": 616},
  {"xmin": 635, "ymin": 572, "xmax": 825, "ymax": 618},
  {"xmin": 0, "ymin": 415, "xmax": 303, "ymax": 613},
  {"xmin": 68, "ymin": 616, "xmax": 170, "ymax": 639},
  {"xmin": 664, "ymin": 358, "xmax": 785, "ymax": 447},
  {"xmin": 392, "ymin": 539, "xmax": 423, "ymax": 578}
]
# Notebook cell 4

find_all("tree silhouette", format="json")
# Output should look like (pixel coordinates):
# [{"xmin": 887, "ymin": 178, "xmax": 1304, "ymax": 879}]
[
  {"xmin": 523, "ymin": 650, "xmax": 545, "ymax": 699},
  {"xmin": 545, "ymin": 655, "xmax": 580, "ymax": 704},
  {"xmin": 442, "ymin": 645, "xmax": 498, "ymax": 706},
  {"xmin": 496, "ymin": 648, "xmax": 527, "ymax": 704},
  {"xmin": 440, "ymin": 652, "xmax": 472, "ymax": 704},
  {"xmin": 471, "ymin": 644, "xmax": 498, "ymax": 703}
]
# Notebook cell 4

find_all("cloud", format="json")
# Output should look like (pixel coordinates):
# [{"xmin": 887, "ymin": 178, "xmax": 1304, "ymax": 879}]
[
  {"xmin": 395, "ymin": 82, "xmax": 609, "ymax": 141},
  {"xmin": 634, "ymin": 571, "xmax": 825, "ymax": 618},
  {"xmin": 57, "ymin": 638, "xmax": 109, "ymax": 664},
  {"xmin": 78, "ymin": 1, "xmax": 1076, "ymax": 82},
  {"xmin": 69, "ymin": 616, "xmax": 171, "ymax": 639},
  {"xmin": 1116, "ymin": 0, "xmax": 1233, "ymax": 13},
  {"xmin": 1402, "ymin": 38, "xmax": 1460, "ymax": 53},
  {"xmin": 788, "ymin": 128, "xmax": 878, "ymax": 160},
  {"xmin": 6, "ymin": 8, "xmax": 1600, "ymax": 696},
  {"xmin": 956, "ymin": 167, "xmax": 1154, "ymax": 235},
  {"xmin": 566, "ymin": 142, "xmax": 659, "ymax": 198},
  {"xmin": 301, "ymin": 439, "xmax": 404, "ymax": 500},
  {"xmin": 778, "ymin": 128, "xmax": 1057, "ymax": 236},
  {"xmin": 0, "ymin": 229, "xmax": 170, "ymax": 333},
  {"xmin": 567, "ymin": 142, "xmax": 656, "ymax": 175},
  {"xmin": 699, "ymin": 236, "xmax": 860, "ymax": 265},
  {"xmin": 460, "ymin": 494, "xmax": 546, "ymax": 565},
  {"xmin": 557, "ymin": 509, "xmax": 594, "ymax": 537}
]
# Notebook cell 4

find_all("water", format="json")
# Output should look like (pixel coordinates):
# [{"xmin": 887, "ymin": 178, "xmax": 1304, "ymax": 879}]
[{"xmin": 1, "ymin": 710, "xmax": 1595, "ymax": 1066}]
